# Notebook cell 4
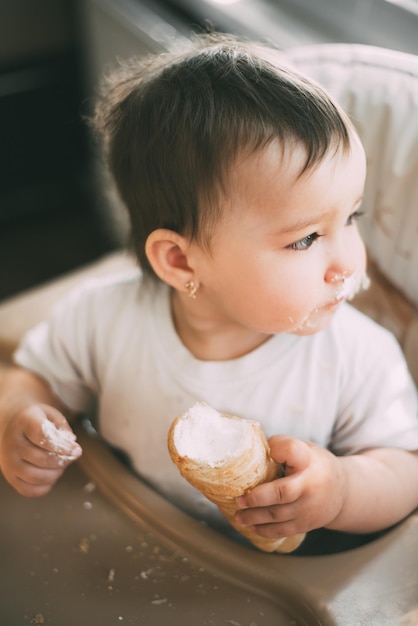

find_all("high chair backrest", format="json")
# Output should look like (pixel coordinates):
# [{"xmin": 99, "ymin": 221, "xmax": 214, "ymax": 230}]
[{"xmin": 287, "ymin": 43, "xmax": 418, "ymax": 386}]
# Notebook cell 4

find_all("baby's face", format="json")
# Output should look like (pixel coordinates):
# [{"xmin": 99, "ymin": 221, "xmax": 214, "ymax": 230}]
[{"xmin": 188, "ymin": 135, "xmax": 367, "ymax": 337}]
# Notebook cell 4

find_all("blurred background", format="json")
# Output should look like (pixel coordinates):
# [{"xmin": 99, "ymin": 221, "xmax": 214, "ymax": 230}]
[{"xmin": 1, "ymin": 0, "xmax": 418, "ymax": 300}]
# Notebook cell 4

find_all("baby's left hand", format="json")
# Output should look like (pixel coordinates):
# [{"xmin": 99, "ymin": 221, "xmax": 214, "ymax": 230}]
[{"xmin": 235, "ymin": 435, "xmax": 346, "ymax": 539}]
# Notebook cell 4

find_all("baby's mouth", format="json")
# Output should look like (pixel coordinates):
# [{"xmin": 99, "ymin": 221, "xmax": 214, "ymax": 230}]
[{"xmin": 289, "ymin": 271, "xmax": 370, "ymax": 333}]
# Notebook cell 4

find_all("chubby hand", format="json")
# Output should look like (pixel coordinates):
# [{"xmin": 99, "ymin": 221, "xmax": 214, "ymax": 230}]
[
  {"xmin": 0, "ymin": 403, "xmax": 82, "ymax": 497},
  {"xmin": 235, "ymin": 435, "xmax": 346, "ymax": 540}
]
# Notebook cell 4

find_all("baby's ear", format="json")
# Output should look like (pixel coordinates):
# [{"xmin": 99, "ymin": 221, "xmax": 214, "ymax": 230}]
[{"xmin": 145, "ymin": 229, "xmax": 195, "ymax": 290}]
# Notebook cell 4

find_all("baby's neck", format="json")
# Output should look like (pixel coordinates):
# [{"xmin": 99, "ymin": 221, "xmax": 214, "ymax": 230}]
[{"xmin": 170, "ymin": 290, "xmax": 271, "ymax": 361}]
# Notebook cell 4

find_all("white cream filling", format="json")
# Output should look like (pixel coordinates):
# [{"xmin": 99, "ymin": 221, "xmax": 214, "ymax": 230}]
[{"xmin": 173, "ymin": 403, "xmax": 253, "ymax": 467}]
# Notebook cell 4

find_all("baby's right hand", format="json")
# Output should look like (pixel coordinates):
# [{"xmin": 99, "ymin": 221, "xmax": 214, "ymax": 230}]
[{"xmin": 0, "ymin": 403, "xmax": 82, "ymax": 497}]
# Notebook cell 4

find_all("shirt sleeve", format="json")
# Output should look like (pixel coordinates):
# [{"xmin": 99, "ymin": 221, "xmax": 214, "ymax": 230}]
[
  {"xmin": 331, "ymin": 310, "xmax": 418, "ymax": 455},
  {"xmin": 13, "ymin": 282, "xmax": 100, "ymax": 414}
]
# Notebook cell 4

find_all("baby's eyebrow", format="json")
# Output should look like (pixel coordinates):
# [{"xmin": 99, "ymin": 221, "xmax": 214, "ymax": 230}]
[
  {"xmin": 279, "ymin": 196, "xmax": 364, "ymax": 234},
  {"xmin": 279, "ymin": 212, "xmax": 329, "ymax": 234}
]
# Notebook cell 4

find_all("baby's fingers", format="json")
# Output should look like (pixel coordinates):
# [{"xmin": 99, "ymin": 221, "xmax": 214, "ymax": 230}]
[
  {"xmin": 236, "ymin": 472, "xmax": 302, "ymax": 512},
  {"xmin": 13, "ymin": 464, "xmax": 66, "ymax": 498},
  {"xmin": 21, "ymin": 442, "xmax": 81, "ymax": 470},
  {"xmin": 268, "ymin": 436, "xmax": 311, "ymax": 474},
  {"xmin": 236, "ymin": 437, "xmax": 310, "ymax": 511},
  {"xmin": 24, "ymin": 405, "xmax": 82, "ymax": 459}
]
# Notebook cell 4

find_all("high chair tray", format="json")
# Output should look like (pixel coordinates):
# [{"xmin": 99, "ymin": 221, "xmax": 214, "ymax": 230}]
[{"xmin": 2, "ymin": 416, "xmax": 417, "ymax": 625}]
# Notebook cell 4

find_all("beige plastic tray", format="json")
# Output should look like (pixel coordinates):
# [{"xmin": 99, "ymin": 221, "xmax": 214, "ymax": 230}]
[{"xmin": 1, "ymin": 417, "xmax": 418, "ymax": 625}]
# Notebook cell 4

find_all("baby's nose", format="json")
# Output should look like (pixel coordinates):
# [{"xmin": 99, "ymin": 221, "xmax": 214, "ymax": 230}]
[
  {"xmin": 325, "ymin": 267, "xmax": 355, "ymax": 285},
  {"xmin": 326, "ymin": 269, "xmax": 353, "ymax": 284}
]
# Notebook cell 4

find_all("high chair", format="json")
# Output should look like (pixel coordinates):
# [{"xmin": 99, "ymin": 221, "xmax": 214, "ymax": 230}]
[{"xmin": 0, "ymin": 43, "xmax": 417, "ymax": 625}]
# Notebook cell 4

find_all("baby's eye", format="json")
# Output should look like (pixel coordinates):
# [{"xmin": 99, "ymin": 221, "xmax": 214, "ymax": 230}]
[
  {"xmin": 346, "ymin": 210, "xmax": 365, "ymax": 226},
  {"xmin": 288, "ymin": 232, "xmax": 321, "ymax": 251}
]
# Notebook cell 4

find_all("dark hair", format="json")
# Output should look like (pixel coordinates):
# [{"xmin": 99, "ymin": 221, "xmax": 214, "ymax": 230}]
[{"xmin": 93, "ymin": 33, "xmax": 352, "ymax": 276}]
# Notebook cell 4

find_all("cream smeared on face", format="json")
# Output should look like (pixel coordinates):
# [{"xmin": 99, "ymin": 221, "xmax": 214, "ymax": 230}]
[
  {"xmin": 334, "ymin": 270, "xmax": 370, "ymax": 301},
  {"xmin": 289, "ymin": 270, "xmax": 370, "ymax": 333}
]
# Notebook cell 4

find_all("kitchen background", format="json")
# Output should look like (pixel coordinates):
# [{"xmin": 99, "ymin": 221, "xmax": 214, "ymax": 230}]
[{"xmin": 1, "ymin": 0, "xmax": 417, "ymax": 300}]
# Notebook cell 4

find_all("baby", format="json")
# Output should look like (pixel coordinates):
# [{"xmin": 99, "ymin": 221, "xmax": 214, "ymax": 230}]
[{"xmin": 1, "ymin": 33, "xmax": 418, "ymax": 546}]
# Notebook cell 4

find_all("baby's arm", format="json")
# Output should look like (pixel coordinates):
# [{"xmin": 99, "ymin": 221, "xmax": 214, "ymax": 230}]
[
  {"xmin": 0, "ymin": 366, "xmax": 82, "ymax": 497},
  {"xmin": 235, "ymin": 435, "xmax": 418, "ymax": 537}
]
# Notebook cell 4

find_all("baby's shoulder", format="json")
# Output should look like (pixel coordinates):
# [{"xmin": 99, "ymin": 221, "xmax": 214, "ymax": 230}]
[
  {"xmin": 61, "ymin": 268, "xmax": 160, "ymax": 311},
  {"xmin": 48, "ymin": 269, "xmax": 165, "ymax": 332},
  {"xmin": 71, "ymin": 267, "xmax": 142, "ymax": 300},
  {"xmin": 329, "ymin": 302, "xmax": 402, "ymax": 364}
]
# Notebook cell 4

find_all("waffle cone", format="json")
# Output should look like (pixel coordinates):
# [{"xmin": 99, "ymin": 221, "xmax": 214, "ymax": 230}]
[{"xmin": 168, "ymin": 405, "xmax": 305, "ymax": 553}]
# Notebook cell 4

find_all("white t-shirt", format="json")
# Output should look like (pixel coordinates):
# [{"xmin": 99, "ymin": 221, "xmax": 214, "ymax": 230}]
[{"xmin": 14, "ymin": 271, "xmax": 418, "ymax": 522}]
